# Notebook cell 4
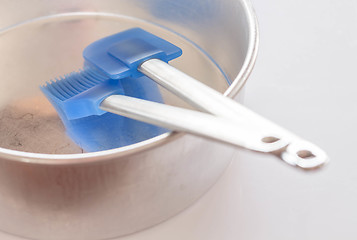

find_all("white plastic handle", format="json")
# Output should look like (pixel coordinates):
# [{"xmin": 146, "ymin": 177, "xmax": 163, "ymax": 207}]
[
  {"xmin": 100, "ymin": 95, "xmax": 289, "ymax": 153},
  {"xmin": 138, "ymin": 59, "xmax": 329, "ymax": 169}
]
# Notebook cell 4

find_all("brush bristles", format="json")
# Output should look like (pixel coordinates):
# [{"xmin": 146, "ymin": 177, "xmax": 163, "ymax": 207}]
[{"xmin": 42, "ymin": 68, "xmax": 109, "ymax": 101}]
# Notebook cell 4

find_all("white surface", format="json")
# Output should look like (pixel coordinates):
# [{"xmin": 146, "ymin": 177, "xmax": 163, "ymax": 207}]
[{"xmin": 1, "ymin": 0, "xmax": 356, "ymax": 239}]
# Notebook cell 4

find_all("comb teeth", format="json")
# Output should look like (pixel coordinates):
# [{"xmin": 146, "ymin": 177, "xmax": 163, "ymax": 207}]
[{"xmin": 42, "ymin": 68, "xmax": 110, "ymax": 101}]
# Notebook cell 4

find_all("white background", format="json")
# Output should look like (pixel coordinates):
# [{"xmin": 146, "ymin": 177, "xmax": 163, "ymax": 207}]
[{"xmin": 3, "ymin": 0, "xmax": 357, "ymax": 239}]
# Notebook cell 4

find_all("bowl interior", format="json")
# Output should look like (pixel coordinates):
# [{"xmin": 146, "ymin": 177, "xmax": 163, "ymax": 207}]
[{"xmin": 0, "ymin": 0, "xmax": 255, "ymax": 157}]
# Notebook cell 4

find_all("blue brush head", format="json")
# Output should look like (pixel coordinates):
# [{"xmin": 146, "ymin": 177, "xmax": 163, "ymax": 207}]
[
  {"xmin": 83, "ymin": 28, "xmax": 182, "ymax": 79},
  {"xmin": 41, "ymin": 69, "xmax": 167, "ymax": 152},
  {"xmin": 41, "ymin": 67, "xmax": 122, "ymax": 120},
  {"xmin": 40, "ymin": 28, "xmax": 181, "ymax": 152}
]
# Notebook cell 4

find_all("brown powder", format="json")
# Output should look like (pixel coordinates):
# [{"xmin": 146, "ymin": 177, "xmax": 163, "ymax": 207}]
[{"xmin": 0, "ymin": 95, "xmax": 83, "ymax": 154}]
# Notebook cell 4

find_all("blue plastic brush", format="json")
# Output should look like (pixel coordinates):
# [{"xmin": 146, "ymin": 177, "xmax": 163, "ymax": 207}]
[
  {"xmin": 41, "ymin": 70, "xmax": 167, "ymax": 152},
  {"xmin": 41, "ymin": 28, "xmax": 328, "ymax": 169}
]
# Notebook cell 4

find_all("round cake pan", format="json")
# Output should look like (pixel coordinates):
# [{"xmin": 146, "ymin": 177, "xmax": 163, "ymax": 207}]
[{"xmin": 0, "ymin": 0, "xmax": 258, "ymax": 239}]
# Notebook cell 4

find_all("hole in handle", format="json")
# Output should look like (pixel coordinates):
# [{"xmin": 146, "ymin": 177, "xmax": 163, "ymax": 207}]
[
  {"xmin": 281, "ymin": 141, "xmax": 329, "ymax": 169},
  {"xmin": 297, "ymin": 150, "xmax": 316, "ymax": 159},
  {"xmin": 261, "ymin": 136, "xmax": 280, "ymax": 144}
]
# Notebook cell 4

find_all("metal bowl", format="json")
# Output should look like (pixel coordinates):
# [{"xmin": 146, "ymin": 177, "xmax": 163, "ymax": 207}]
[{"xmin": 0, "ymin": 0, "xmax": 258, "ymax": 239}]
